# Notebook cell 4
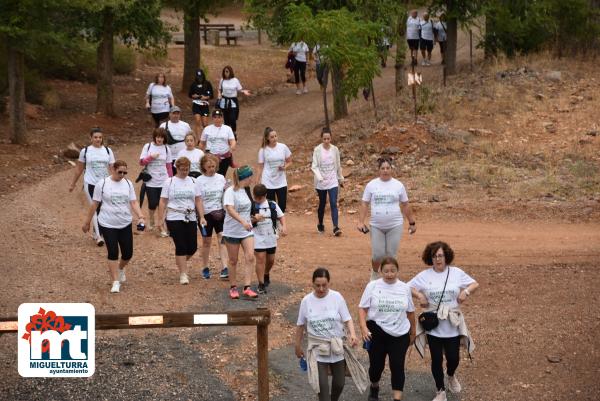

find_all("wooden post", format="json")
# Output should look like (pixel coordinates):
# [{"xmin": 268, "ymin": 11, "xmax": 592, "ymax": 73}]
[
  {"xmin": 257, "ymin": 319, "xmax": 269, "ymax": 401},
  {"xmin": 258, "ymin": 28, "xmax": 262, "ymax": 45},
  {"xmin": 469, "ymin": 29, "xmax": 473, "ymax": 72},
  {"xmin": 370, "ymin": 81, "xmax": 377, "ymax": 119}
]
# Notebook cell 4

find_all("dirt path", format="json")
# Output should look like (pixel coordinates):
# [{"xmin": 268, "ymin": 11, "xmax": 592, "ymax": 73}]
[{"xmin": 1, "ymin": 46, "xmax": 599, "ymax": 401}]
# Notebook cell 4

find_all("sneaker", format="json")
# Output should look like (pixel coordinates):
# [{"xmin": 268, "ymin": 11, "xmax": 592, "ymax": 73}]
[
  {"xmin": 447, "ymin": 375, "xmax": 461, "ymax": 393},
  {"xmin": 179, "ymin": 273, "xmax": 189, "ymax": 285},
  {"xmin": 229, "ymin": 286, "xmax": 239, "ymax": 299},
  {"xmin": 296, "ymin": 89, "xmax": 301, "ymax": 95},
  {"xmin": 426, "ymin": 59, "xmax": 432, "ymax": 66},
  {"xmin": 333, "ymin": 227, "xmax": 342, "ymax": 236},
  {"xmin": 421, "ymin": 60, "xmax": 427, "ymax": 66},
  {"xmin": 257, "ymin": 284, "xmax": 267, "ymax": 294},
  {"xmin": 118, "ymin": 269, "xmax": 126, "ymax": 283},
  {"xmin": 202, "ymin": 267, "xmax": 210, "ymax": 280},
  {"xmin": 368, "ymin": 385, "xmax": 379, "ymax": 401},
  {"xmin": 243, "ymin": 287, "xmax": 258, "ymax": 298},
  {"xmin": 219, "ymin": 267, "xmax": 229, "ymax": 279},
  {"xmin": 303, "ymin": 87, "xmax": 308, "ymax": 93},
  {"xmin": 159, "ymin": 231, "xmax": 169, "ymax": 238},
  {"xmin": 263, "ymin": 274, "xmax": 270, "ymax": 287},
  {"xmin": 432, "ymin": 390, "xmax": 447, "ymax": 401},
  {"xmin": 110, "ymin": 281, "xmax": 120, "ymax": 293},
  {"xmin": 317, "ymin": 224, "xmax": 325, "ymax": 234},
  {"xmin": 96, "ymin": 237, "xmax": 105, "ymax": 247}
]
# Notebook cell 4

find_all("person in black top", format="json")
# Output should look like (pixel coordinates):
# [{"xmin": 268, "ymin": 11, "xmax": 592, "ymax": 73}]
[{"xmin": 188, "ymin": 69, "xmax": 214, "ymax": 137}]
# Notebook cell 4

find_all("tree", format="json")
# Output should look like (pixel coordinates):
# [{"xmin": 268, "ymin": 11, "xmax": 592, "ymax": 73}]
[{"xmin": 283, "ymin": 4, "xmax": 382, "ymax": 120}]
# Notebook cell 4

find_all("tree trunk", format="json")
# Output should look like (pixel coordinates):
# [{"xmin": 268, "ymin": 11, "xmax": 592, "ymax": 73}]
[
  {"xmin": 331, "ymin": 64, "xmax": 347, "ymax": 120},
  {"xmin": 96, "ymin": 7, "xmax": 114, "ymax": 116},
  {"xmin": 7, "ymin": 42, "xmax": 27, "ymax": 144},
  {"xmin": 445, "ymin": 0, "xmax": 458, "ymax": 75},
  {"xmin": 395, "ymin": 14, "xmax": 406, "ymax": 95},
  {"xmin": 182, "ymin": 6, "xmax": 201, "ymax": 92}
]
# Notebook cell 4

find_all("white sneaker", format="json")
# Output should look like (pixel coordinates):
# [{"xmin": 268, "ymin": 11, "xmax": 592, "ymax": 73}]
[
  {"xmin": 118, "ymin": 269, "xmax": 126, "ymax": 283},
  {"xmin": 303, "ymin": 87, "xmax": 308, "ymax": 93},
  {"xmin": 427, "ymin": 59, "xmax": 432, "ymax": 66},
  {"xmin": 421, "ymin": 60, "xmax": 427, "ymax": 66},
  {"xmin": 296, "ymin": 89, "xmax": 301, "ymax": 95},
  {"xmin": 180, "ymin": 273, "xmax": 189, "ymax": 285},
  {"xmin": 96, "ymin": 237, "xmax": 105, "ymax": 247},
  {"xmin": 432, "ymin": 390, "xmax": 447, "ymax": 401},
  {"xmin": 159, "ymin": 230, "xmax": 169, "ymax": 238},
  {"xmin": 110, "ymin": 281, "xmax": 120, "ymax": 293},
  {"xmin": 447, "ymin": 375, "xmax": 461, "ymax": 393}
]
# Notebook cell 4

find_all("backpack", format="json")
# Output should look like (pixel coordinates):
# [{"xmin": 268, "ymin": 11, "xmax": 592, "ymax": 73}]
[
  {"xmin": 250, "ymin": 199, "xmax": 278, "ymax": 234},
  {"xmin": 83, "ymin": 145, "xmax": 111, "ymax": 164}
]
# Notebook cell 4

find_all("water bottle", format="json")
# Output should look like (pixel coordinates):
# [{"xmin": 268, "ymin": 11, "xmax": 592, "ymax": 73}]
[
  {"xmin": 200, "ymin": 224, "xmax": 208, "ymax": 237},
  {"xmin": 136, "ymin": 222, "xmax": 146, "ymax": 232},
  {"xmin": 299, "ymin": 356, "xmax": 307, "ymax": 371},
  {"xmin": 362, "ymin": 340, "xmax": 371, "ymax": 352}
]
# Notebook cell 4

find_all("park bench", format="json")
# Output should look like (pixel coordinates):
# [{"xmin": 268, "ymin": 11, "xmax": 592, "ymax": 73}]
[{"xmin": 200, "ymin": 23, "xmax": 242, "ymax": 46}]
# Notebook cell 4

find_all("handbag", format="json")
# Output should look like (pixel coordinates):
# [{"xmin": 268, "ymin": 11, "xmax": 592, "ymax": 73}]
[{"xmin": 418, "ymin": 267, "xmax": 450, "ymax": 331}]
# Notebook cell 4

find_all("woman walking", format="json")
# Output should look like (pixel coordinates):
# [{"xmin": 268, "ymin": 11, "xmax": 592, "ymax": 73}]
[
  {"xmin": 408, "ymin": 241, "xmax": 479, "ymax": 401},
  {"xmin": 82, "ymin": 160, "xmax": 144, "ymax": 294},
  {"xmin": 289, "ymin": 39, "xmax": 310, "ymax": 94},
  {"xmin": 139, "ymin": 128, "xmax": 173, "ymax": 236},
  {"xmin": 311, "ymin": 127, "xmax": 344, "ymax": 236},
  {"xmin": 357, "ymin": 157, "xmax": 416, "ymax": 281},
  {"xmin": 188, "ymin": 68, "xmax": 214, "ymax": 136},
  {"xmin": 177, "ymin": 132, "xmax": 204, "ymax": 178},
  {"xmin": 195, "ymin": 154, "xmax": 229, "ymax": 280},
  {"xmin": 70, "ymin": 127, "xmax": 116, "ymax": 246},
  {"xmin": 157, "ymin": 157, "xmax": 205, "ymax": 285},
  {"xmin": 295, "ymin": 268, "xmax": 367, "ymax": 401},
  {"xmin": 358, "ymin": 257, "xmax": 416, "ymax": 401},
  {"xmin": 257, "ymin": 127, "xmax": 292, "ymax": 212},
  {"xmin": 216, "ymin": 65, "xmax": 251, "ymax": 138},
  {"xmin": 222, "ymin": 166, "xmax": 258, "ymax": 299},
  {"xmin": 145, "ymin": 72, "xmax": 174, "ymax": 127},
  {"xmin": 199, "ymin": 109, "xmax": 236, "ymax": 177}
]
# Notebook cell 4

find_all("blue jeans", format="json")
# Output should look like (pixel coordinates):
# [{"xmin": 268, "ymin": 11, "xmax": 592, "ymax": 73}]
[{"xmin": 316, "ymin": 187, "xmax": 338, "ymax": 228}]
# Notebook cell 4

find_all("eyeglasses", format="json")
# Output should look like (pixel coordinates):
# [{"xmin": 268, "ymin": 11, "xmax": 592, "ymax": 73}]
[
  {"xmin": 433, "ymin": 254, "xmax": 445, "ymax": 259},
  {"xmin": 117, "ymin": 171, "xmax": 128, "ymax": 175}
]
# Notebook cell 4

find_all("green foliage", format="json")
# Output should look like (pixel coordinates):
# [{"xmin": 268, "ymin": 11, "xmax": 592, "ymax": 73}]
[
  {"xmin": 417, "ymin": 85, "xmax": 436, "ymax": 114},
  {"xmin": 113, "ymin": 44, "xmax": 136, "ymax": 74},
  {"xmin": 282, "ymin": 3, "xmax": 382, "ymax": 101}
]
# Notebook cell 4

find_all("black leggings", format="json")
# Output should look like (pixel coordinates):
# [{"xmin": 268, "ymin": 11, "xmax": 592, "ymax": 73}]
[
  {"xmin": 294, "ymin": 61, "xmax": 307, "ymax": 84},
  {"xmin": 146, "ymin": 186, "xmax": 162, "ymax": 210},
  {"xmin": 166, "ymin": 220, "xmax": 198, "ymax": 256},
  {"xmin": 223, "ymin": 107, "xmax": 239, "ymax": 134},
  {"xmin": 367, "ymin": 321, "xmax": 410, "ymax": 391},
  {"xmin": 317, "ymin": 360, "xmax": 345, "ymax": 401},
  {"xmin": 266, "ymin": 186, "xmax": 287, "ymax": 213},
  {"xmin": 99, "ymin": 224, "xmax": 133, "ymax": 261},
  {"xmin": 427, "ymin": 335, "xmax": 461, "ymax": 391},
  {"xmin": 217, "ymin": 156, "xmax": 232, "ymax": 177}
]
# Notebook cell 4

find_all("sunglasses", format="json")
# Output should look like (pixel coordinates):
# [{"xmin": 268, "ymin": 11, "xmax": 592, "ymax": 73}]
[{"xmin": 117, "ymin": 171, "xmax": 128, "ymax": 175}]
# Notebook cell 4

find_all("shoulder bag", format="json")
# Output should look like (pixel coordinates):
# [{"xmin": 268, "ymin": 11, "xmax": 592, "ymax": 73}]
[{"xmin": 418, "ymin": 267, "xmax": 450, "ymax": 331}]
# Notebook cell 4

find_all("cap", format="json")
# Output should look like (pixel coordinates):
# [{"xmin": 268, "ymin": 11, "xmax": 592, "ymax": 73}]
[
  {"xmin": 212, "ymin": 109, "xmax": 223, "ymax": 117},
  {"xmin": 236, "ymin": 165, "xmax": 253, "ymax": 181},
  {"xmin": 170, "ymin": 105, "xmax": 181, "ymax": 113}
]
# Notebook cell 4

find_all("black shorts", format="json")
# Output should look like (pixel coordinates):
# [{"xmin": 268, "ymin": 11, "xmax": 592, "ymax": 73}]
[
  {"xmin": 420, "ymin": 39, "xmax": 434, "ymax": 52},
  {"xmin": 255, "ymin": 247, "xmax": 276, "ymax": 255},
  {"xmin": 166, "ymin": 220, "xmax": 198, "ymax": 256},
  {"xmin": 146, "ymin": 186, "xmax": 162, "ymax": 210},
  {"xmin": 202, "ymin": 211, "xmax": 224, "ymax": 236},
  {"xmin": 152, "ymin": 112, "xmax": 169, "ymax": 127},
  {"xmin": 192, "ymin": 103, "xmax": 210, "ymax": 116},
  {"xmin": 439, "ymin": 41, "xmax": 447, "ymax": 53},
  {"xmin": 99, "ymin": 224, "xmax": 133, "ymax": 261},
  {"xmin": 407, "ymin": 39, "xmax": 420, "ymax": 50}
]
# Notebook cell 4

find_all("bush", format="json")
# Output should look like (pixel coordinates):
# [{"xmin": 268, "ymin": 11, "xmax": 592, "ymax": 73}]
[
  {"xmin": 113, "ymin": 44, "xmax": 136, "ymax": 75},
  {"xmin": 42, "ymin": 90, "xmax": 62, "ymax": 110}
]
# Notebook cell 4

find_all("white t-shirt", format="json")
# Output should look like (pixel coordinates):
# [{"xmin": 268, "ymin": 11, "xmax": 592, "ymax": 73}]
[
  {"xmin": 359, "ymin": 279, "xmax": 415, "ymax": 337},
  {"xmin": 195, "ymin": 173, "xmax": 226, "ymax": 214},
  {"xmin": 406, "ymin": 16, "xmax": 421, "ymax": 40},
  {"xmin": 200, "ymin": 124, "xmax": 235, "ymax": 155},
  {"xmin": 147, "ymin": 84, "xmax": 173, "ymax": 114},
  {"xmin": 316, "ymin": 147, "xmax": 337, "ymax": 191},
  {"xmin": 313, "ymin": 44, "xmax": 321, "ymax": 63},
  {"xmin": 177, "ymin": 148, "xmax": 204, "ymax": 174},
  {"xmin": 434, "ymin": 21, "xmax": 447, "ymax": 42},
  {"xmin": 361, "ymin": 178, "xmax": 409, "ymax": 230},
  {"xmin": 160, "ymin": 176, "xmax": 200, "ymax": 221},
  {"xmin": 408, "ymin": 266, "xmax": 476, "ymax": 338},
  {"xmin": 420, "ymin": 20, "xmax": 435, "ymax": 41},
  {"xmin": 253, "ymin": 200, "xmax": 284, "ymax": 250},
  {"xmin": 297, "ymin": 290, "xmax": 351, "ymax": 363},
  {"xmin": 222, "ymin": 187, "xmax": 252, "ymax": 238},
  {"xmin": 93, "ymin": 177, "xmax": 136, "ymax": 229},
  {"xmin": 290, "ymin": 42, "xmax": 309, "ymax": 62},
  {"xmin": 160, "ymin": 120, "xmax": 192, "ymax": 160},
  {"xmin": 78, "ymin": 146, "xmax": 115, "ymax": 186},
  {"xmin": 220, "ymin": 78, "xmax": 242, "ymax": 98},
  {"xmin": 258, "ymin": 143, "xmax": 291, "ymax": 189},
  {"xmin": 139, "ymin": 143, "xmax": 172, "ymax": 188}
]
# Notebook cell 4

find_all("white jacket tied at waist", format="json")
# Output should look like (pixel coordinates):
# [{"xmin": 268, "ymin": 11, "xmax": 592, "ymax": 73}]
[
  {"xmin": 415, "ymin": 305, "xmax": 475, "ymax": 358},
  {"xmin": 306, "ymin": 333, "xmax": 369, "ymax": 394}
]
